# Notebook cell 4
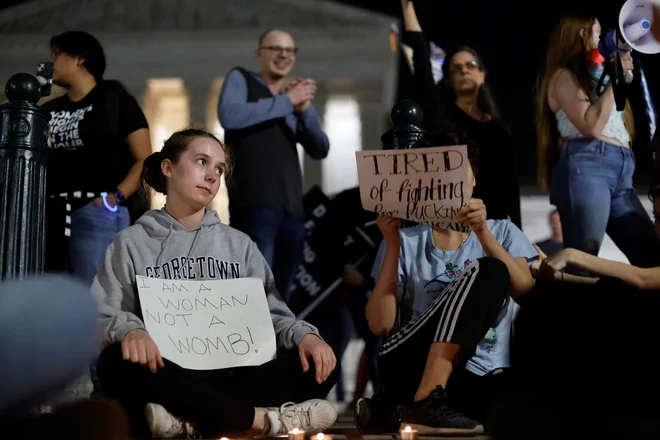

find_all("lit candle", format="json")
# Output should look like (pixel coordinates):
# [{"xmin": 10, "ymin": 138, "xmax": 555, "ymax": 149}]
[
  {"xmin": 400, "ymin": 426, "xmax": 417, "ymax": 440},
  {"xmin": 289, "ymin": 428, "xmax": 305, "ymax": 440},
  {"xmin": 316, "ymin": 433, "xmax": 332, "ymax": 440},
  {"xmin": 220, "ymin": 437, "xmax": 229, "ymax": 440}
]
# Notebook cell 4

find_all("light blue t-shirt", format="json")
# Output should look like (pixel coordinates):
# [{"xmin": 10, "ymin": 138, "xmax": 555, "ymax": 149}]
[{"xmin": 371, "ymin": 220, "xmax": 538, "ymax": 376}]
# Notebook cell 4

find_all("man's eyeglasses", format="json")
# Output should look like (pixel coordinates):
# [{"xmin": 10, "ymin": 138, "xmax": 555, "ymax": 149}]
[
  {"xmin": 260, "ymin": 46, "xmax": 298, "ymax": 55},
  {"xmin": 449, "ymin": 60, "xmax": 479, "ymax": 73}
]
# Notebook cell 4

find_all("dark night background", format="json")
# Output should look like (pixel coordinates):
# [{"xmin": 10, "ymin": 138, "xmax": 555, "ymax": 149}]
[
  {"xmin": 335, "ymin": 0, "xmax": 660, "ymax": 190},
  {"xmin": 3, "ymin": 0, "xmax": 658, "ymax": 189}
]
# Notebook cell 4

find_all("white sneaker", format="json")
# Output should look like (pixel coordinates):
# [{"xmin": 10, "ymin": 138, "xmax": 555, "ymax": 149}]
[
  {"xmin": 145, "ymin": 403, "xmax": 198, "ymax": 439},
  {"xmin": 266, "ymin": 399, "xmax": 337, "ymax": 435}
]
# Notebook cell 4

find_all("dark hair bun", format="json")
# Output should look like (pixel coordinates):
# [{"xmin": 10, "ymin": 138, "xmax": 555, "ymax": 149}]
[
  {"xmin": 139, "ymin": 128, "xmax": 228, "ymax": 201},
  {"xmin": 141, "ymin": 151, "xmax": 167, "ymax": 194}
]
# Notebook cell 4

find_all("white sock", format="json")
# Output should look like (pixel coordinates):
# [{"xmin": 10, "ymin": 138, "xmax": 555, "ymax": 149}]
[{"xmin": 266, "ymin": 411, "xmax": 281, "ymax": 435}]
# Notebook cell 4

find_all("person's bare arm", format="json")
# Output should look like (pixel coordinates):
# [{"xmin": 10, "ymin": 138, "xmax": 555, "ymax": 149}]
[
  {"xmin": 459, "ymin": 199, "xmax": 535, "ymax": 302},
  {"xmin": 366, "ymin": 216, "xmax": 401, "ymax": 336},
  {"xmin": 542, "ymin": 248, "xmax": 660, "ymax": 290},
  {"xmin": 117, "ymin": 128, "xmax": 151, "ymax": 198},
  {"xmin": 531, "ymin": 245, "xmax": 598, "ymax": 285},
  {"xmin": 552, "ymin": 69, "xmax": 615, "ymax": 139},
  {"xmin": 93, "ymin": 128, "xmax": 151, "ymax": 208},
  {"xmin": 476, "ymin": 231, "xmax": 535, "ymax": 301},
  {"xmin": 401, "ymin": 0, "xmax": 422, "ymax": 32}
]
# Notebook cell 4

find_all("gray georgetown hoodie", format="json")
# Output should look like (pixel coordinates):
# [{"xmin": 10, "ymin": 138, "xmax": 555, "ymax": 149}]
[{"xmin": 91, "ymin": 208, "xmax": 319, "ymax": 351}]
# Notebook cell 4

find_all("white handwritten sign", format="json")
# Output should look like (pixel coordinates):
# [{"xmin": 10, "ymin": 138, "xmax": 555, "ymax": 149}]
[
  {"xmin": 136, "ymin": 276, "xmax": 277, "ymax": 370},
  {"xmin": 356, "ymin": 145, "xmax": 470, "ymax": 231}
]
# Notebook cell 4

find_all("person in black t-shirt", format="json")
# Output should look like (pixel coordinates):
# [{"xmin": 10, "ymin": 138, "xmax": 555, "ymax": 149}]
[
  {"xmin": 399, "ymin": 0, "xmax": 521, "ymax": 229},
  {"xmin": 41, "ymin": 31, "xmax": 152, "ymax": 286}
]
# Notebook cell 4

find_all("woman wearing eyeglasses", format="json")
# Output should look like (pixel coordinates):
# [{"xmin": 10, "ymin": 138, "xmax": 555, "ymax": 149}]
[{"xmin": 399, "ymin": 0, "xmax": 521, "ymax": 229}]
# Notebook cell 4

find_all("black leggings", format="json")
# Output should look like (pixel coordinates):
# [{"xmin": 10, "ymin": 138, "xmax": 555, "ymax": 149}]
[
  {"xmin": 378, "ymin": 257, "xmax": 511, "ymax": 407},
  {"xmin": 97, "ymin": 343, "xmax": 339, "ymax": 437}
]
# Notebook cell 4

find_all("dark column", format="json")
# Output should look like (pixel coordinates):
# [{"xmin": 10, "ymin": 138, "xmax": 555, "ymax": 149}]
[{"xmin": 0, "ymin": 73, "xmax": 50, "ymax": 280}]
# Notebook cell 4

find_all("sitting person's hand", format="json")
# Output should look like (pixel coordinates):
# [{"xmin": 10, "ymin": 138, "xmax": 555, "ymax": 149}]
[
  {"xmin": 298, "ymin": 334, "xmax": 337, "ymax": 384},
  {"xmin": 530, "ymin": 244, "xmax": 547, "ymax": 278},
  {"xmin": 538, "ymin": 248, "xmax": 577, "ymax": 280},
  {"xmin": 121, "ymin": 328, "xmax": 165, "ymax": 373}
]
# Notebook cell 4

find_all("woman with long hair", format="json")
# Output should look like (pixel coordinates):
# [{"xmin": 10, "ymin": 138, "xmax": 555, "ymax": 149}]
[
  {"xmin": 399, "ymin": 0, "xmax": 521, "ymax": 228},
  {"xmin": 537, "ymin": 16, "xmax": 660, "ymax": 267}
]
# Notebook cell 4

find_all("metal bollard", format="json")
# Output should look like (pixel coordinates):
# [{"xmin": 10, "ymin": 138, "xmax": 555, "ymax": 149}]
[
  {"xmin": 0, "ymin": 73, "xmax": 50, "ymax": 280},
  {"xmin": 381, "ymin": 99, "xmax": 432, "ymax": 150}
]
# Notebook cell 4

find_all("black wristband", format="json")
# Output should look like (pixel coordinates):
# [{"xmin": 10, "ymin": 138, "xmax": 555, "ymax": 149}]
[{"xmin": 114, "ymin": 188, "xmax": 126, "ymax": 203}]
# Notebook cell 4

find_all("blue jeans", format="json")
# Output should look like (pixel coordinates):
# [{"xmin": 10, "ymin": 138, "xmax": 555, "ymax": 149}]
[
  {"xmin": 550, "ymin": 139, "xmax": 660, "ymax": 267},
  {"xmin": 0, "ymin": 275, "xmax": 97, "ymax": 415},
  {"xmin": 230, "ymin": 206, "xmax": 306, "ymax": 303},
  {"xmin": 69, "ymin": 202, "xmax": 129, "ymax": 392},
  {"xmin": 69, "ymin": 202, "xmax": 131, "ymax": 286}
]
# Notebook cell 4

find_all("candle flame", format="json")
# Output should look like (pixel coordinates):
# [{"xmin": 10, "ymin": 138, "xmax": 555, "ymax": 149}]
[
  {"xmin": 220, "ymin": 437, "xmax": 229, "ymax": 440},
  {"xmin": 292, "ymin": 429, "xmax": 300, "ymax": 434},
  {"xmin": 404, "ymin": 426, "xmax": 412, "ymax": 433},
  {"xmin": 317, "ymin": 433, "xmax": 325, "ymax": 440}
]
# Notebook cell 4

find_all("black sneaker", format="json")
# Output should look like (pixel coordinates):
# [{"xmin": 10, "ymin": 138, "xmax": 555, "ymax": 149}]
[
  {"xmin": 402, "ymin": 386, "xmax": 484, "ymax": 436},
  {"xmin": 354, "ymin": 396, "xmax": 404, "ymax": 434}
]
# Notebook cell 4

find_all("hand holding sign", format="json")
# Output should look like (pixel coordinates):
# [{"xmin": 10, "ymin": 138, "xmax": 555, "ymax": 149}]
[
  {"xmin": 356, "ymin": 145, "xmax": 470, "ymax": 231},
  {"xmin": 457, "ymin": 198, "xmax": 488, "ymax": 233},
  {"xmin": 376, "ymin": 214, "xmax": 401, "ymax": 247}
]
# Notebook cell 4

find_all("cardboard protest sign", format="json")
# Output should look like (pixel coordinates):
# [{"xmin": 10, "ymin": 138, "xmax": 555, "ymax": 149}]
[
  {"xmin": 356, "ymin": 145, "xmax": 470, "ymax": 232},
  {"xmin": 288, "ymin": 186, "xmax": 375, "ymax": 320},
  {"xmin": 136, "ymin": 276, "xmax": 276, "ymax": 370}
]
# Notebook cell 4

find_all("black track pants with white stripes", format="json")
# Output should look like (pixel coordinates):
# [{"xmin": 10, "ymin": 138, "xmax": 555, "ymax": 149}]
[{"xmin": 378, "ymin": 257, "xmax": 510, "ymax": 406}]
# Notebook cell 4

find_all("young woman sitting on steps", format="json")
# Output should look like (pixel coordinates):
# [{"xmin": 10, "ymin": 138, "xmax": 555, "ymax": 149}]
[{"xmin": 92, "ymin": 128, "xmax": 339, "ymax": 438}]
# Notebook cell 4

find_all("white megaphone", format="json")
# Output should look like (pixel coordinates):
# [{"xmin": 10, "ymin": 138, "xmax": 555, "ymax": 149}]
[{"xmin": 619, "ymin": 0, "xmax": 660, "ymax": 54}]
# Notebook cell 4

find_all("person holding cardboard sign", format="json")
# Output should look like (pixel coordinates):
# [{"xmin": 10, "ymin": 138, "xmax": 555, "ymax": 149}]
[
  {"xmin": 91, "ymin": 129, "xmax": 338, "ymax": 439},
  {"xmin": 356, "ymin": 158, "xmax": 537, "ymax": 436}
]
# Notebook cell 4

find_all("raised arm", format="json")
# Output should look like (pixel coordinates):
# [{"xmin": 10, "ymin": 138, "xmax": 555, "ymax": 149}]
[
  {"xmin": 400, "ymin": 0, "xmax": 454, "ymax": 133},
  {"xmin": 218, "ymin": 69, "xmax": 295, "ymax": 130},
  {"xmin": 542, "ymin": 248, "xmax": 660, "ymax": 290}
]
